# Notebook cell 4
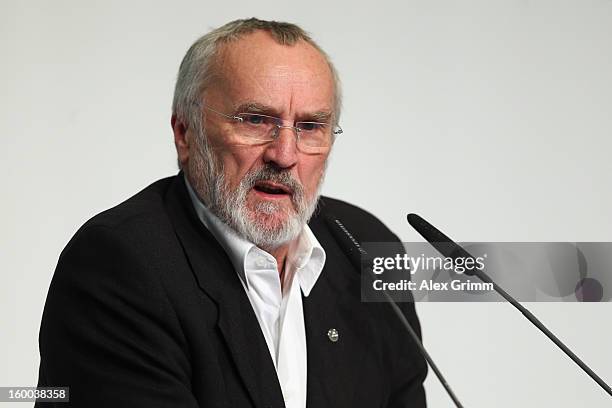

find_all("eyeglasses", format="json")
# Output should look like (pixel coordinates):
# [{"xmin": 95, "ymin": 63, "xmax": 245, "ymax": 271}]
[{"xmin": 202, "ymin": 105, "xmax": 342, "ymax": 153}]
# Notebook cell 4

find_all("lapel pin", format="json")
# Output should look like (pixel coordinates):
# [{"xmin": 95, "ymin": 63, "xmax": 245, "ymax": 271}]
[{"xmin": 327, "ymin": 328, "xmax": 339, "ymax": 343}]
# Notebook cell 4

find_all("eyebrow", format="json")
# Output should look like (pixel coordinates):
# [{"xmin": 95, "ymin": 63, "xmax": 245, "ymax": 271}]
[
  {"xmin": 233, "ymin": 101, "xmax": 333, "ymax": 123},
  {"xmin": 306, "ymin": 111, "xmax": 333, "ymax": 123},
  {"xmin": 234, "ymin": 102, "xmax": 274, "ymax": 115}
]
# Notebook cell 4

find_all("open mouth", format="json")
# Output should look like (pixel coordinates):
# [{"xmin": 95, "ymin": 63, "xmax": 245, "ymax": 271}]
[{"xmin": 253, "ymin": 181, "xmax": 292, "ymax": 197}]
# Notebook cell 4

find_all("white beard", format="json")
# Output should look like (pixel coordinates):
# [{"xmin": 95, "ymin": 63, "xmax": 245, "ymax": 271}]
[{"xmin": 187, "ymin": 123, "xmax": 323, "ymax": 251}]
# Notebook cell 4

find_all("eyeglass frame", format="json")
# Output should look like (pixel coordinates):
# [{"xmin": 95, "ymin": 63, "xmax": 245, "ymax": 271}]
[{"xmin": 197, "ymin": 104, "xmax": 343, "ymax": 148}]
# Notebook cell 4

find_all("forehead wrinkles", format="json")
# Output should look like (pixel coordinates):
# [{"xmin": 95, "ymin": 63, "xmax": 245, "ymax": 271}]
[
  {"xmin": 210, "ymin": 42, "xmax": 271, "ymax": 103},
  {"xmin": 259, "ymin": 65, "xmax": 325, "ymax": 87},
  {"xmin": 211, "ymin": 37, "xmax": 332, "ymax": 107}
]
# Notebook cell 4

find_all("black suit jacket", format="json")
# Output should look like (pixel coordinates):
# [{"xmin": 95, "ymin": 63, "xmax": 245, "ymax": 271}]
[{"xmin": 36, "ymin": 174, "xmax": 427, "ymax": 407}]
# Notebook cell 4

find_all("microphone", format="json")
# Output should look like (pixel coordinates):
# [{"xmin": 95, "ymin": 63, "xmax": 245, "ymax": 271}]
[
  {"xmin": 324, "ymin": 214, "xmax": 465, "ymax": 408},
  {"xmin": 407, "ymin": 213, "xmax": 612, "ymax": 398}
]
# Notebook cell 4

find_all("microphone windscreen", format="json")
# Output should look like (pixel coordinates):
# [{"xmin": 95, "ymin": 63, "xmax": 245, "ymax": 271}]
[{"xmin": 407, "ymin": 213, "xmax": 478, "ymax": 276}]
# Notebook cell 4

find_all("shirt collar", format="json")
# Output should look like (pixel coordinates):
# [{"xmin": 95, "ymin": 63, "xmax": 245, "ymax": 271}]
[
  {"xmin": 184, "ymin": 175, "xmax": 325, "ymax": 296},
  {"xmin": 285, "ymin": 225, "xmax": 325, "ymax": 296}
]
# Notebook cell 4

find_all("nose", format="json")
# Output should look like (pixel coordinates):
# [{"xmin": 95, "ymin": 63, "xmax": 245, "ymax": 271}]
[{"xmin": 262, "ymin": 126, "xmax": 299, "ymax": 169}]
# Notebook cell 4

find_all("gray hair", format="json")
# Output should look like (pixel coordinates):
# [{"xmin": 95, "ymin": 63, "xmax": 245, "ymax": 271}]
[{"xmin": 171, "ymin": 18, "xmax": 342, "ymax": 130}]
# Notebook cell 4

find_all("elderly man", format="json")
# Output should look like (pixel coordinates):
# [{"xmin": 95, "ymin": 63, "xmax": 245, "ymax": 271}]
[{"xmin": 36, "ymin": 18, "xmax": 427, "ymax": 408}]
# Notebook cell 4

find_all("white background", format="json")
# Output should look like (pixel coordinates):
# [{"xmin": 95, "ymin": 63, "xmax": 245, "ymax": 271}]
[{"xmin": 2, "ymin": 1, "xmax": 611, "ymax": 407}]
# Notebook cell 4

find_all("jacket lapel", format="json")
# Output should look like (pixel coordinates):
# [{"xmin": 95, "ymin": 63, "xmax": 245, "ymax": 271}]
[
  {"xmin": 303, "ymin": 217, "xmax": 378, "ymax": 407},
  {"xmin": 303, "ymin": 219, "xmax": 359, "ymax": 407},
  {"xmin": 164, "ymin": 175, "xmax": 284, "ymax": 408}
]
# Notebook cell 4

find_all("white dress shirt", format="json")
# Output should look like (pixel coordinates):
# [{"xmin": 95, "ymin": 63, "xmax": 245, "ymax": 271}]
[{"xmin": 185, "ymin": 178, "xmax": 326, "ymax": 408}]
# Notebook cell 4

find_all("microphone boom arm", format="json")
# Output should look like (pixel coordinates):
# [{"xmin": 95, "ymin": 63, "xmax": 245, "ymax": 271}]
[{"xmin": 407, "ymin": 213, "xmax": 612, "ymax": 398}]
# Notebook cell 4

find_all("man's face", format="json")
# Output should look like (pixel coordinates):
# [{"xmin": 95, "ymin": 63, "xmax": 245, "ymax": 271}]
[{"xmin": 185, "ymin": 31, "xmax": 335, "ymax": 249}]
